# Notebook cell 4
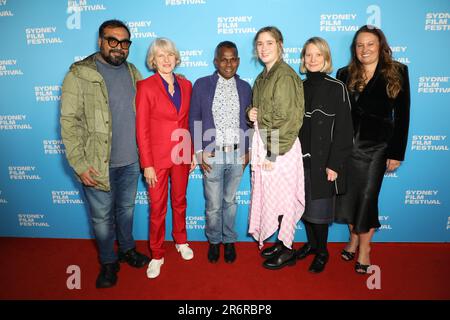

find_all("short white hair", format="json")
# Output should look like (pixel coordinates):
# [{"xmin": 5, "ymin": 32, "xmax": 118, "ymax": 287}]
[{"xmin": 146, "ymin": 37, "xmax": 181, "ymax": 70}]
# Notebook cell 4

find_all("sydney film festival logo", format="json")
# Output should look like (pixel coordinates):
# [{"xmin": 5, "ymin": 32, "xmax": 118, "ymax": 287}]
[
  {"xmin": 9, "ymin": 166, "xmax": 41, "ymax": 180},
  {"xmin": 425, "ymin": 12, "xmax": 450, "ymax": 31},
  {"xmin": 135, "ymin": 191, "xmax": 149, "ymax": 205},
  {"xmin": 0, "ymin": 59, "xmax": 23, "ymax": 77},
  {"xmin": 0, "ymin": 0, "xmax": 13, "ymax": 17},
  {"xmin": 320, "ymin": 13, "xmax": 359, "ymax": 32},
  {"xmin": 66, "ymin": 0, "xmax": 107, "ymax": 30},
  {"xmin": 52, "ymin": 191, "xmax": 83, "ymax": 205},
  {"xmin": 0, "ymin": 115, "xmax": 31, "ymax": 130},
  {"xmin": 283, "ymin": 47, "xmax": 302, "ymax": 69},
  {"xmin": 34, "ymin": 85, "xmax": 61, "ymax": 103},
  {"xmin": 320, "ymin": 5, "xmax": 381, "ymax": 32},
  {"xmin": 165, "ymin": 0, "xmax": 207, "ymax": 6},
  {"xmin": 411, "ymin": 135, "xmax": 449, "ymax": 151},
  {"xmin": 186, "ymin": 215, "xmax": 205, "ymax": 230},
  {"xmin": 379, "ymin": 215, "xmax": 392, "ymax": 231},
  {"xmin": 390, "ymin": 46, "xmax": 410, "ymax": 65},
  {"xmin": 180, "ymin": 50, "xmax": 208, "ymax": 68},
  {"xmin": 236, "ymin": 190, "xmax": 250, "ymax": 206},
  {"xmin": 189, "ymin": 167, "xmax": 203, "ymax": 180},
  {"xmin": 43, "ymin": 140, "xmax": 65, "ymax": 155},
  {"xmin": 418, "ymin": 77, "xmax": 450, "ymax": 94},
  {"xmin": 25, "ymin": 27, "xmax": 63, "ymax": 45},
  {"xmin": 18, "ymin": 213, "xmax": 50, "ymax": 228},
  {"xmin": 0, "ymin": 190, "xmax": 7, "ymax": 204},
  {"xmin": 67, "ymin": 0, "xmax": 106, "ymax": 12},
  {"xmin": 217, "ymin": 16, "xmax": 257, "ymax": 35},
  {"xmin": 405, "ymin": 190, "xmax": 441, "ymax": 206},
  {"xmin": 126, "ymin": 21, "xmax": 157, "ymax": 39}
]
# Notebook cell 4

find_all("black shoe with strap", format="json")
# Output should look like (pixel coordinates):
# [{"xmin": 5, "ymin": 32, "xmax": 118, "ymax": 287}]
[
  {"xmin": 96, "ymin": 262, "xmax": 120, "ymax": 288},
  {"xmin": 355, "ymin": 261, "xmax": 370, "ymax": 274},
  {"xmin": 224, "ymin": 243, "xmax": 236, "ymax": 263},
  {"xmin": 296, "ymin": 243, "xmax": 316, "ymax": 260},
  {"xmin": 208, "ymin": 243, "xmax": 220, "ymax": 263},
  {"xmin": 341, "ymin": 249, "xmax": 356, "ymax": 261},
  {"xmin": 308, "ymin": 253, "xmax": 329, "ymax": 273},
  {"xmin": 118, "ymin": 248, "xmax": 150, "ymax": 268},
  {"xmin": 260, "ymin": 241, "xmax": 284, "ymax": 259}
]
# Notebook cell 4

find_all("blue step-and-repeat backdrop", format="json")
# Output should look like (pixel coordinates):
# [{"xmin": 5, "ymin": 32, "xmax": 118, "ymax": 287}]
[{"xmin": 1, "ymin": 0, "xmax": 449, "ymax": 242}]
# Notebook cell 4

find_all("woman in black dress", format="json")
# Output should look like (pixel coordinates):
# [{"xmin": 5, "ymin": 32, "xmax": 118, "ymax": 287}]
[
  {"xmin": 335, "ymin": 25, "xmax": 410, "ymax": 274},
  {"xmin": 296, "ymin": 37, "xmax": 353, "ymax": 273}
]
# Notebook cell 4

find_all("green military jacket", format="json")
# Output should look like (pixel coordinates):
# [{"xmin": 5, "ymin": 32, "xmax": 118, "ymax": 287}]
[
  {"xmin": 60, "ymin": 53, "xmax": 142, "ymax": 191},
  {"xmin": 251, "ymin": 59, "xmax": 304, "ymax": 160}
]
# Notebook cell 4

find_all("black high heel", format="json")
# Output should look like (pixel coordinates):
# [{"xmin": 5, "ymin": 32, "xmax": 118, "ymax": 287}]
[
  {"xmin": 341, "ymin": 249, "xmax": 355, "ymax": 261},
  {"xmin": 355, "ymin": 261, "xmax": 370, "ymax": 274}
]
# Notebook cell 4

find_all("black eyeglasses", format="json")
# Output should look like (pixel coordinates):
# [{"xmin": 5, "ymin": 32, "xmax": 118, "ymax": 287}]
[{"xmin": 103, "ymin": 36, "xmax": 132, "ymax": 49}]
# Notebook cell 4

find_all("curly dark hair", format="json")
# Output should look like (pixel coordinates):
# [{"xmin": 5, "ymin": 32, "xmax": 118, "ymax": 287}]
[{"xmin": 347, "ymin": 25, "xmax": 403, "ymax": 99}]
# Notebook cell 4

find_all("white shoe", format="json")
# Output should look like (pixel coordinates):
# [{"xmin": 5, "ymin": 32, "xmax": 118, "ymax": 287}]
[
  {"xmin": 175, "ymin": 243, "xmax": 194, "ymax": 260},
  {"xmin": 146, "ymin": 258, "xmax": 164, "ymax": 279}
]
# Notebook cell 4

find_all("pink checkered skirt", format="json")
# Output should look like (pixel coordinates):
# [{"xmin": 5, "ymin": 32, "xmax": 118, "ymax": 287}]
[{"xmin": 248, "ymin": 124, "xmax": 305, "ymax": 249}]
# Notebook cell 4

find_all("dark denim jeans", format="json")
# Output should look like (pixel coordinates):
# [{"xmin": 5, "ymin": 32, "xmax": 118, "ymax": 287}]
[{"xmin": 83, "ymin": 162, "xmax": 140, "ymax": 264}]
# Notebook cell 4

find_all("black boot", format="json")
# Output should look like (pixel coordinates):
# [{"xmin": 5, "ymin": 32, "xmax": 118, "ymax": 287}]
[
  {"xmin": 224, "ymin": 243, "xmax": 236, "ymax": 263},
  {"xmin": 262, "ymin": 246, "xmax": 296, "ymax": 270},
  {"xmin": 308, "ymin": 252, "xmax": 329, "ymax": 273},
  {"xmin": 296, "ymin": 243, "xmax": 316, "ymax": 260},
  {"xmin": 260, "ymin": 241, "xmax": 284, "ymax": 259},
  {"xmin": 96, "ymin": 262, "xmax": 120, "ymax": 288},
  {"xmin": 208, "ymin": 243, "xmax": 220, "ymax": 263}
]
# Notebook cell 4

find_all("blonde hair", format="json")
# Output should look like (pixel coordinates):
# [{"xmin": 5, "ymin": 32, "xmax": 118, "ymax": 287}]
[
  {"xmin": 300, "ymin": 37, "xmax": 333, "ymax": 74},
  {"xmin": 146, "ymin": 37, "xmax": 181, "ymax": 70},
  {"xmin": 253, "ymin": 26, "xmax": 284, "ymax": 61}
]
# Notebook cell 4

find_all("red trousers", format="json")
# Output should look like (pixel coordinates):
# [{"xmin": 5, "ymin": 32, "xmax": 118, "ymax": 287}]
[{"xmin": 148, "ymin": 164, "xmax": 190, "ymax": 259}]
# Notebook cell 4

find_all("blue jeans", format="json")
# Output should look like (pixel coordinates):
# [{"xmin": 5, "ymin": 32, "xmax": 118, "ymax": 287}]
[
  {"xmin": 83, "ymin": 162, "xmax": 140, "ymax": 264},
  {"xmin": 203, "ymin": 151, "xmax": 244, "ymax": 244}
]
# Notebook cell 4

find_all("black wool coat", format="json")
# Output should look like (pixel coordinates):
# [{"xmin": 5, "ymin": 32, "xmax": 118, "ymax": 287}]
[{"xmin": 300, "ymin": 73, "xmax": 354, "ymax": 199}]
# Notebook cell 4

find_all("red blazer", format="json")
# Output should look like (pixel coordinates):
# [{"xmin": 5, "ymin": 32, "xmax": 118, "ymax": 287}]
[{"xmin": 136, "ymin": 73, "xmax": 193, "ymax": 169}]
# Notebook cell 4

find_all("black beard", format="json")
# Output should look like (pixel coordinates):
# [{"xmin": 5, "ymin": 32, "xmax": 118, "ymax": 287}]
[{"xmin": 102, "ymin": 49, "xmax": 127, "ymax": 66}]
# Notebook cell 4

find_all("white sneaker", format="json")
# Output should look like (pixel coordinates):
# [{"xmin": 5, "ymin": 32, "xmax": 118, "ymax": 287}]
[
  {"xmin": 175, "ymin": 243, "xmax": 194, "ymax": 260},
  {"xmin": 146, "ymin": 258, "xmax": 164, "ymax": 279}
]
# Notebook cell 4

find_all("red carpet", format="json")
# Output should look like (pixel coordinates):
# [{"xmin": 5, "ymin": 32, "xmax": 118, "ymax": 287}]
[{"xmin": 0, "ymin": 238, "xmax": 449, "ymax": 300}]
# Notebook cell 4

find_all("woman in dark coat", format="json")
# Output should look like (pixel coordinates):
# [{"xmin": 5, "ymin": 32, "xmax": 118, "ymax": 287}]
[
  {"xmin": 335, "ymin": 25, "xmax": 410, "ymax": 274},
  {"xmin": 296, "ymin": 37, "xmax": 353, "ymax": 273}
]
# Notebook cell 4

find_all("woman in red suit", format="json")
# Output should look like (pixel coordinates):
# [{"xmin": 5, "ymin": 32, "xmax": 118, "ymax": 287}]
[{"xmin": 136, "ymin": 37, "xmax": 195, "ymax": 279}]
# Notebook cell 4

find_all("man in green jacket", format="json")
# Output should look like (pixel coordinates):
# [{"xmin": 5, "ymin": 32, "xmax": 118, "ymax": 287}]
[{"xmin": 60, "ymin": 20, "xmax": 149, "ymax": 288}]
